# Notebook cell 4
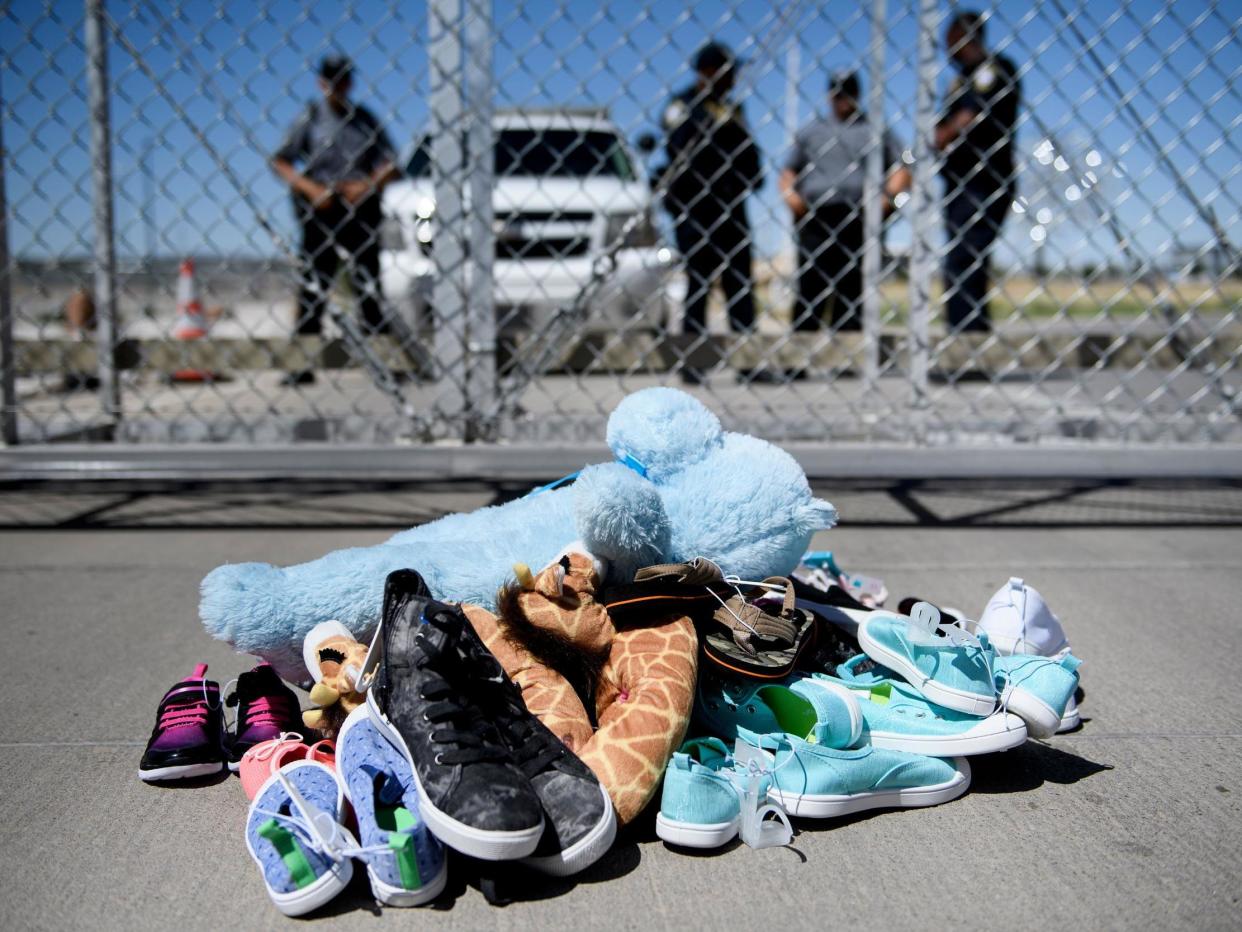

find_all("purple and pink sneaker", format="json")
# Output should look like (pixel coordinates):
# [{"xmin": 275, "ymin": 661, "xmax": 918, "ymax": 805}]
[
  {"xmin": 139, "ymin": 663, "xmax": 228, "ymax": 782},
  {"xmin": 226, "ymin": 663, "xmax": 306, "ymax": 772}
]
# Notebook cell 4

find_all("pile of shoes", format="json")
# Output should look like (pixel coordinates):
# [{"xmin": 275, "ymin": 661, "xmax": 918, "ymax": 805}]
[
  {"xmin": 140, "ymin": 549, "xmax": 1084, "ymax": 915},
  {"xmin": 657, "ymin": 562, "xmax": 1084, "ymax": 849}
]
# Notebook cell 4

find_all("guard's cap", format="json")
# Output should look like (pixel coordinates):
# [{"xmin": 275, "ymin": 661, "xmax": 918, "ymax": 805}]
[
  {"xmin": 693, "ymin": 41, "xmax": 740, "ymax": 72},
  {"xmin": 829, "ymin": 71, "xmax": 861, "ymax": 99},
  {"xmin": 318, "ymin": 54, "xmax": 354, "ymax": 85}
]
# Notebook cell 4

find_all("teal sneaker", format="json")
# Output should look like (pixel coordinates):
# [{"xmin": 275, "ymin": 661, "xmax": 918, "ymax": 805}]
[
  {"xmin": 656, "ymin": 737, "xmax": 754, "ymax": 848},
  {"xmin": 694, "ymin": 672, "xmax": 863, "ymax": 749},
  {"xmin": 801, "ymin": 665, "xmax": 1027, "ymax": 757},
  {"xmin": 995, "ymin": 653, "xmax": 1081, "ymax": 738},
  {"xmin": 858, "ymin": 604, "xmax": 997, "ymax": 716},
  {"xmin": 735, "ymin": 726, "xmax": 970, "ymax": 819}
]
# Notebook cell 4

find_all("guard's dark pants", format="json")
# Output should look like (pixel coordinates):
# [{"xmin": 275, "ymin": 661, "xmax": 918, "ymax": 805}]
[
  {"xmin": 943, "ymin": 184, "xmax": 1011, "ymax": 333},
  {"xmin": 294, "ymin": 196, "xmax": 389, "ymax": 335},
  {"xmin": 794, "ymin": 203, "xmax": 863, "ymax": 332},
  {"xmin": 673, "ymin": 208, "xmax": 756, "ymax": 335}
]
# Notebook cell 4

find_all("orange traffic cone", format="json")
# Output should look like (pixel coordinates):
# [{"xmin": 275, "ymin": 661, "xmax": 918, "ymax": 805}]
[{"xmin": 170, "ymin": 258, "xmax": 213, "ymax": 382}]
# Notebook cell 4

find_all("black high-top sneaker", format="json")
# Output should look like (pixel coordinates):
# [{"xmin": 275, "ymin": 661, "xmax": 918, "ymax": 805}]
[
  {"xmin": 225, "ymin": 663, "xmax": 306, "ymax": 771},
  {"xmin": 449, "ymin": 613, "xmax": 616, "ymax": 876},
  {"xmin": 366, "ymin": 569, "xmax": 545, "ymax": 861},
  {"xmin": 488, "ymin": 676, "xmax": 617, "ymax": 876}
]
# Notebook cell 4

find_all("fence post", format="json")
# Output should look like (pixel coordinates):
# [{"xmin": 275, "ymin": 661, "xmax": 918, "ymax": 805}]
[
  {"xmin": 463, "ymin": 0, "xmax": 495, "ymax": 441},
  {"xmin": 84, "ymin": 0, "xmax": 121, "ymax": 428},
  {"xmin": 0, "ymin": 69, "xmax": 15, "ymax": 446},
  {"xmin": 428, "ymin": 0, "xmax": 468, "ymax": 438},
  {"xmin": 861, "ymin": 0, "xmax": 887, "ymax": 394},
  {"xmin": 906, "ymin": 0, "xmax": 939, "ymax": 442}
]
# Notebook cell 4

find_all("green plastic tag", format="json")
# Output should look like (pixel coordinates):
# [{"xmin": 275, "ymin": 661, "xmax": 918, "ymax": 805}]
[{"xmin": 257, "ymin": 818, "xmax": 317, "ymax": 890}]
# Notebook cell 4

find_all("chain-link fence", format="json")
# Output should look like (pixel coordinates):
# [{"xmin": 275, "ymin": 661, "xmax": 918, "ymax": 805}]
[{"xmin": 2, "ymin": 0, "xmax": 1240, "ymax": 468}]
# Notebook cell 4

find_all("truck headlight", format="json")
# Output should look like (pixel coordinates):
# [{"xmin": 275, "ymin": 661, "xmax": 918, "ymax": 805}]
[{"xmin": 605, "ymin": 210, "xmax": 658, "ymax": 249}]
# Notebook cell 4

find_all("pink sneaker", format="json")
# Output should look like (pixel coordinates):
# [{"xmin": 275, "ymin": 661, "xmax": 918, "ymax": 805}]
[{"xmin": 239, "ymin": 733, "xmax": 336, "ymax": 801}]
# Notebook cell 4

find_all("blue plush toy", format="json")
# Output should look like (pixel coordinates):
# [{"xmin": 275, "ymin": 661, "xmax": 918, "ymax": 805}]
[{"xmin": 200, "ymin": 388, "xmax": 837, "ymax": 681}]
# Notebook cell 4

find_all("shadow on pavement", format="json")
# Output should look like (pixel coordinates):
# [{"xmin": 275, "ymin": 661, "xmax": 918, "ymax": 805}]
[{"xmin": 967, "ymin": 739, "xmax": 1112, "ymax": 794}]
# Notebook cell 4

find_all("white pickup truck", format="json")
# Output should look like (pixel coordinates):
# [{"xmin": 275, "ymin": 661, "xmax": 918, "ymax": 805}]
[{"xmin": 379, "ymin": 108, "xmax": 675, "ymax": 335}]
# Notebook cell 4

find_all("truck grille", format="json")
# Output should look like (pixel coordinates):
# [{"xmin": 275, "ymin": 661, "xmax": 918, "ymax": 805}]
[{"xmin": 418, "ymin": 211, "xmax": 594, "ymax": 259}]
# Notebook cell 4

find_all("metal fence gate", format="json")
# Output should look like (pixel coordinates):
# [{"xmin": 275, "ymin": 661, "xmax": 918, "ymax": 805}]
[{"xmin": 2, "ymin": 0, "xmax": 1240, "ymax": 475}]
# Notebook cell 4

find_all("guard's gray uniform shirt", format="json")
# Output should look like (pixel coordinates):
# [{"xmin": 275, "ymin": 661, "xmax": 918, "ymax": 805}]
[
  {"xmin": 274, "ymin": 99, "xmax": 397, "ymax": 185},
  {"xmin": 786, "ymin": 114, "xmax": 902, "ymax": 207}
]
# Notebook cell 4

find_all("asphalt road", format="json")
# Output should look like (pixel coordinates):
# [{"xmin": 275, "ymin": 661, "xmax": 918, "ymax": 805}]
[{"xmin": 1, "ymin": 485, "xmax": 1239, "ymax": 930}]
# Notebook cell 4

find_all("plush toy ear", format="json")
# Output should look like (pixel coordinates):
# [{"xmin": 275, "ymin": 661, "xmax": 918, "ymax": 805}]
[
  {"xmin": 605, "ymin": 387, "xmax": 722, "ymax": 482},
  {"xmin": 798, "ymin": 499, "xmax": 838, "ymax": 532},
  {"xmin": 302, "ymin": 709, "xmax": 326, "ymax": 729}
]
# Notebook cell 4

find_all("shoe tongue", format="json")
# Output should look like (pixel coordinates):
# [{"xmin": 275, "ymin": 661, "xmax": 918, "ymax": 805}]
[
  {"xmin": 788, "ymin": 680, "xmax": 858, "ymax": 749},
  {"xmin": 191, "ymin": 663, "xmax": 208, "ymax": 679},
  {"xmin": 683, "ymin": 736, "xmax": 730, "ymax": 765},
  {"xmin": 236, "ymin": 663, "xmax": 281, "ymax": 702}
]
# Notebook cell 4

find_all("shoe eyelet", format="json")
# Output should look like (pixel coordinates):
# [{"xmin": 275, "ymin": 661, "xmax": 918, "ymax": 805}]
[
  {"xmin": 434, "ymin": 752, "xmax": 444, "ymax": 765},
  {"xmin": 708, "ymin": 701, "xmax": 719, "ymax": 710},
  {"xmin": 422, "ymin": 713, "xmax": 430, "ymax": 722},
  {"xmin": 916, "ymin": 712, "xmax": 926, "ymax": 718},
  {"xmin": 747, "ymin": 705, "xmax": 756, "ymax": 714}
]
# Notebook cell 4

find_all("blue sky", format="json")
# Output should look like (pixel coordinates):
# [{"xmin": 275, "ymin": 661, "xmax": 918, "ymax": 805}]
[{"xmin": 3, "ymin": 0, "xmax": 1240, "ymax": 270}]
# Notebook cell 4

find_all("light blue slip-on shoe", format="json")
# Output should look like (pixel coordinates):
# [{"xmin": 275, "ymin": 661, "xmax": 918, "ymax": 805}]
[
  {"xmin": 994, "ymin": 653, "xmax": 1081, "ymax": 739},
  {"xmin": 734, "ymin": 725, "xmax": 970, "ymax": 819},
  {"xmin": 694, "ymin": 671, "xmax": 863, "ymax": 749},
  {"xmin": 336, "ymin": 706, "xmax": 448, "ymax": 906},
  {"xmin": 656, "ymin": 737, "xmax": 754, "ymax": 848},
  {"xmin": 799, "ymin": 670, "xmax": 1027, "ymax": 757},
  {"xmin": 245, "ymin": 760, "xmax": 354, "ymax": 917},
  {"xmin": 858, "ymin": 604, "xmax": 997, "ymax": 716}
]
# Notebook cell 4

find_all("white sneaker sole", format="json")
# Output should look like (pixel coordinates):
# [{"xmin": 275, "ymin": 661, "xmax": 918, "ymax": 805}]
[
  {"xmin": 366, "ymin": 690, "xmax": 543, "ymax": 861},
  {"xmin": 520, "ymin": 783, "xmax": 617, "ymax": 876},
  {"xmin": 865, "ymin": 713, "xmax": 1028, "ymax": 756},
  {"xmin": 858, "ymin": 621, "xmax": 996, "ymax": 716},
  {"xmin": 138, "ymin": 761, "xmax": 226, "ymax": 782},
  {"xmin": 1001, "ymin": 686, "xmax": 1061, "ymax": 739},
  {"xmin": 655, "ymin": 813, "xmax": 741, "ymax": 849},
  {"xmin": 335, "ymin": 706, "xmax": 448, "ymax": 906},
  {"xmin": 768, "ymin": 757, "xmax": 971, "ymax": 819},
  {"xmin": 1057, "ymin": 696, "xmax": 1082, "ymax": 733},
  {"xmin": 367, "ymin": 858, "xmax": 448, "ymax": 907}
]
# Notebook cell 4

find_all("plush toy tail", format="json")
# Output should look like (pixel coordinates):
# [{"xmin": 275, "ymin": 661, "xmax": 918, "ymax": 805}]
[{"xmin": 799, "ymin": 498, "xmax": 838, "ymax": 532}]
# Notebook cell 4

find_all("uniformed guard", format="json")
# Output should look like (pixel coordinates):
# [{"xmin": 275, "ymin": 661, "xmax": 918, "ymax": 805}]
[
  {"xmin": 660, "ymin": 41, "xmax": 764, "ymax": 346},
  {"xmin": 271, "ymin": 55, "xmax": 399, "ymax": 384},
  {"xmin": 934, "ymin": 11, "xmax": 1020, "ymax": 332},
  {"xmin": 780, "ymin": 72, "xmax": 910, "ymax": 333}
]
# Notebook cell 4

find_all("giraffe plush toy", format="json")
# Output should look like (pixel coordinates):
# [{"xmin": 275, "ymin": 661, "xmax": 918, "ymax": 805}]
[
  {"xmin": 202, "ymin": 386, "xmax": 836, "ymax": 682},
  {"xmin": 464, "ymin": 549, "xmax": 697, "ymax": 826}
]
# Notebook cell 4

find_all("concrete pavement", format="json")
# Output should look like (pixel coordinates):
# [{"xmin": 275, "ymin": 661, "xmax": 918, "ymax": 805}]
[{"xmin": 0, "ymin": 485, "xmax": 1239, "ymax": 930}]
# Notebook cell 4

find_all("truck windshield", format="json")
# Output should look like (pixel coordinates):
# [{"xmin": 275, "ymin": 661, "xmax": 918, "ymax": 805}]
[{"xmin": 405, "ymin": 129, "xmax": 634, "ymax": 180}]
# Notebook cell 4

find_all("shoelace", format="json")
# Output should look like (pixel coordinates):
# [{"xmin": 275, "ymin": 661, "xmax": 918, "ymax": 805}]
[
  {"xmin": 239, "ymin": 693, "xmax": 296, "ymax": 732},
  {"xmin": 254, "ymin": 787, "xmax": 402, "ymax": 866},
  {"xmin": 496, "ymin": 707, "xmax": 564, "ymax": 777},
  {"xmin": 414, "ymin": 612, "xmax": 511, "ymax": 767},
  {"xmin": 156, "ymin": 683, "xmax": 218, "ymax": 731},
  {"xmin": 439, "ymin": 614, "xmax": 567, "ymax": 774}
]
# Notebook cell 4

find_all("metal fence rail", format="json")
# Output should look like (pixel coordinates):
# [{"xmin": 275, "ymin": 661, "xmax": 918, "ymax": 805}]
[{"xmin": 1, "ymin": 0, "xmax": 1240, "ymax": 473}]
